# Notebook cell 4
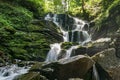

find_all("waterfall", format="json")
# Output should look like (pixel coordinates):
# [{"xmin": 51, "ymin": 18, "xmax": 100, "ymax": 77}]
[
  {"xmin": 45, "ymin": 43, "xmax": 61, "ymax": 62},
  {"xmin": 93, "ymin": 64, "xmax": 100, "ymax": 80},
  {"xmin": 65, "ymin": 46, "xmax": 79, "ymax": 59},
  {"xmin": 45, "ymin": 13, "xmax": 91, "ymax": 62},
  {"xmin": 0, "ymin": 64, "xmax": 30, "ymax": 80}
]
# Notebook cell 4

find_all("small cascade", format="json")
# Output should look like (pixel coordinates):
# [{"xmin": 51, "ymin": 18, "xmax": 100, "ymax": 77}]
[
  {"xmin": 45, "ymin": 43, "xmax": 61, "ymax": 62},
  {"xmin": 45, "ymin": 13, "xmax": 91, "ymax": 62},
  {"xmin": 0, "ymin": 65, "xmax": 30, "ymax": 80},
  {"xmin": 65, "ymin": 46, "xmax": 79, "ymax": 59},
  {"xmin": 92, "ymin": 64, "xmax": 100, "ymax": 80}
]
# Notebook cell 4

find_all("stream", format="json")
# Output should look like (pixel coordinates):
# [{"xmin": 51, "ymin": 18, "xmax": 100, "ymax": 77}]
[{"xmin": 0, "ymin": 64, "xmax": 30, "ymax": 80}]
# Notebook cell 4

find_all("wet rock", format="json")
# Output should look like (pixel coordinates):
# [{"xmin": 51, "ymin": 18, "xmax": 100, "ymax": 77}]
[
  {"xmin": 17, "ymin": 62, "xmax": 48, "ymax": 80},
  {"xmin": 92, "ymin": 48, "xmax": 120, "ymax": 80},
  {"xmin": 114, "ymin": 29, "xmax": 120, "ymax": 58},
  {"xmin": 87, "ymin": 38, "xmax": 111, "ymax": 56},
  {"xmin": 61, "ymin": 42, "xmax": 78, "ymax": 49},
  {"xmin": 58, "ymin": 49, "xmax": 66, "ymax": 59},
  {"xmin": 71, "ymin": 46, "xmax": 87, "ymax": 56},
  {"xmin": 3, "ymin": 72, "xmax": 10, "ymax": 77},
  {"xmin": 56, "ymin": 14, "xmax": 74, "ymax": 31},
  {"xmin": 42, "ymin": 55, "xmax": 94, "ymax": 80},
  {"xmin": 70, "ymin": 38, "xmax": 111, "ymax": 57},
  {"xmin": 108, "ymin": 66, "xmax": 120, "ymax": 80},
  {"xmin": 17, "ymin": 61, "xmax": 35, "ymax": 67},
  {"xmin": 69, "ymin": 78, "xmax": 83, "ymax": 80},
  {"xmin": 18, "ymin": 72, "xmax": 48, "ymax": 80}
]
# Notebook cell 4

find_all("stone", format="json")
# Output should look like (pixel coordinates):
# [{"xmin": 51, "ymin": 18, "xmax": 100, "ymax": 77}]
[
  {"xmin": 71, "ymin": 46, "xmax": 87, "ymax": 56},
  {"xmin": 18, "ymin": 72, "xmax": 48, "ymax": 80},
  {"xmin": 70, "ymin": 38, "xmax": 111, "ymax": 57},
  {"xmin": 91, "ymin": 48, "xmax": 120, "ymax": 80},
  {"xmin": 87, "ymin": 38, "xmax": 111, "ymax": 56},
  {"xmin": 42, "ymin": 55, "xmax": 94, "ymax": 80}
]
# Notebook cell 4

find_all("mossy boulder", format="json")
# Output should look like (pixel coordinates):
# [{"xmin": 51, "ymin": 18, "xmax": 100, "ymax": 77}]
[
  {"xmin": 61, "ymin": 42, "xmax": 78, "ymax": 49},
  {"xmin": 18, "ymin": 62, "xmax": 47, "ymax": 80},
  {"xmin": 18, "ymin": 72, "xmax": 47, "ymax": 80},
  {"xmin": 0, "ymin": 1, "xmax": 63, "ymax": 61}
]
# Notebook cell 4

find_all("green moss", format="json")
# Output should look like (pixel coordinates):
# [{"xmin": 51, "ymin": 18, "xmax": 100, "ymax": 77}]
[
  {"xmin": 85, "ymin": 0, "xmax": 120, "ymax": 31},
  {"xmin": 16, "ymin": 0, "xmax": 45, "ymax": 18},
  {"xmin": 61, "ymin": 42, "xmax": 78, "ymax": 49},
  {"xmin": 0, "ymin": 3, "xmax": 33, "ymax": 31}
]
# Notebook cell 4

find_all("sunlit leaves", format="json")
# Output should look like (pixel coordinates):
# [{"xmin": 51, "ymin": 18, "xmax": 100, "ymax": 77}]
[
  {"xmin": 44, "ymin": 0, "xmax": 86, "ymax": 15},
  {"xmin": 53, "ymin": 0, "xmax": 62, "ymax": 6}
]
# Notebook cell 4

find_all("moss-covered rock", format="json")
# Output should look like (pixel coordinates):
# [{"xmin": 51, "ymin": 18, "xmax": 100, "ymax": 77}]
[
  {"xmin": 61, "ymin": 42, "xmax": 78, "ymax": 49},
  {"xmin": 0, "ymin": 1, "xmax": 63, "ymax": 61},
  {"xmin": 18, "ymin": 72, "xmax": 47, "ymax": 80}
]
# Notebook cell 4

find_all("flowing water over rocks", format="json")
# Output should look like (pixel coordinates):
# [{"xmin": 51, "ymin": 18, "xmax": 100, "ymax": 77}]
[
  {"xmin": 0, "ymin": 64, "xmax": 30, "ymax": 80},
  {"xmin": 15, "ymin": 13, "xmax": 114, "ymax": 80},
  {"xmin": 45, "ymin": 13, "xmax": 91, "ymax": 62},
  {"xmin": 43, "ymin": 13, "xmax": 113, "ymax": 80}
]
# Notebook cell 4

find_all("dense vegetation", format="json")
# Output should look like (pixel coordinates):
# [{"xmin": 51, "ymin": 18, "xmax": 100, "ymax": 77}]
[{"xmin": 0, "ymin": 0, "xmax": 62, "ymax": 63}]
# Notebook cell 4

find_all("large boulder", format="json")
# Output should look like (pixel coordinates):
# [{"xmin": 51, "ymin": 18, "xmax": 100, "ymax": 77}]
[
  {"xmin": 71, "ymin": 38, "xmax": 111, "ymax": 57},
  {"xmin": 42, "ymin": 55, "xmax": 94, "ymax": 80},
  {"xmin": 18, "ymin": 72, "xmax": 48, "ymax": 80},
  {"xmin": 92, "ymin": 48, "xmax": 120, "ymax": 80}
]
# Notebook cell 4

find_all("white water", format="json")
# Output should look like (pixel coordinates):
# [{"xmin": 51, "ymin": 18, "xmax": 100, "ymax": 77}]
[
  {"xmin": 93, "ymin": 64, "xmax": 100, "ymax": 80},
  {"xmin": 65, "ymin": 46, "xmax": 79, "ymax": 59},
  {"xmin": 45, "ymin": 43, "xmax": 61, "ymax": 62},
  {"xmin": 0, "ymin": 65, "xmax": 30, "ymax": 80},
  {"xmin": 45, "ymin": 13, "xmax": 91, "ymax": 62}
]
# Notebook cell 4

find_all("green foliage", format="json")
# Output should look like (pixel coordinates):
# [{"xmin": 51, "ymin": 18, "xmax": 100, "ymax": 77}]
[
  {"xmin": 18, "ymin": 0, "xmax": 45, "ymax": 18},
  {"xmin": 94, "ymin": 0, "xmax": 120, "ymax": 30},
  {"xmin": 0, "ymin": 2, "xmax": 54, "ymax": 61},
  {"xmin": 0, "ymin": 3, "xmax": 33, "ymax": 30},
  {"xmin": 2, "ymin": 0, "xmax": 45, "ymax": 18}
]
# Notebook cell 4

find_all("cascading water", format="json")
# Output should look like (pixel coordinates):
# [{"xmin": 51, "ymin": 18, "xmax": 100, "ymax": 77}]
[
  {"xmin": 0, "ymin": 64, "xmax": 30, "ymax": 80},
  {"xmin": 45, "ymin": 13, "xmax": 91, "ymax": 62},
  {"xmin": 93, "ymin": 64, "xmax": 100, "ymax": 80},
  {"xmin": 45, "ymin": 43, "xmax": 61, "ymax": 62}
]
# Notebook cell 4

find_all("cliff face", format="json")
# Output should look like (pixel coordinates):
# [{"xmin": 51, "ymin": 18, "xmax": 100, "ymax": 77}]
[
  {"xmin": 84, "ymin": 0, "xmax": 120, "ymax": 39},
  {"xmin": 0, "ymin": 0, "xmax": 63, "ymax": 62}
]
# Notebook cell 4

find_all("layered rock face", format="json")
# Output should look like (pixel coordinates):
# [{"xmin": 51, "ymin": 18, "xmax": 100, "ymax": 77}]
[{"xmin": 43, "ymin": 55, "xmax": 94, "ymax": 80}]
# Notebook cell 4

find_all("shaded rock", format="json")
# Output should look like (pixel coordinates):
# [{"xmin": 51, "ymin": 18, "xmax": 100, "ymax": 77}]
[
  {"xmin": 17, "ymin": 61, "xmax": 35, "ymax": 67},
  {"xmin": 29, "ymin": 62, "xmax": 44, "ymax": 71},
  {"xmin": 18, "ymin": 72, "xmax": 48, "ymax": 80},
  {"xmin": 61, "ymin": 42, "xmax": 78, "ymax": 49},
  {"xmin": 84, "ymin": 63, "xmax": 112, "ymax": 80},
  {"xmin": 56, "ymin": 14, "xmax": 74, "ymax": 31},
  {"xmin": 70, "ymin": 38, "xmax": 111, "ymax": 57},
  {"xmin": 92, "ymin": 48, "xmax": 120, "ymax": 80},
  {"xmin": 58, "ymin": 49, "xmax": 66, "ymax": 59},
  {"xmin": 71, "ymin": 46, "xmax": 87, "ymax": 56},
  {"xmin": 108, "ymin": 66, "xmax": 120, "ymax": 80},
  {"xmin": 113, "ymin": 29, "xmax": 120, "ymax": 58},
  {"xmin": 87, "ymin": 38, "xmax": 111, "ymax": 56},
  {"xmin": 42, "ymin": 55, "xmax": 94, "ymax": 80},
  {"xmin": 69, "ymin": 78, "xmax": 83, "ymax": 80},
  {"xmin": 17, "ymin": 62, "xmax": 48, "ymax": 80}
]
